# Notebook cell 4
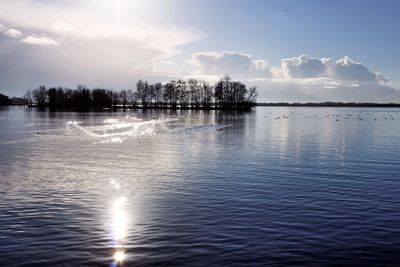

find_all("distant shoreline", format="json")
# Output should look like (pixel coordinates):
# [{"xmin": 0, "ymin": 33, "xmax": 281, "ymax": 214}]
[{"xmin": 257, "ymin": 102, "xmax": 400, "ymax": 108}]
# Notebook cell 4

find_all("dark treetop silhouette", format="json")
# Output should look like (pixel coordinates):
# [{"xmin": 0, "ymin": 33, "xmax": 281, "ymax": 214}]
[
  {"xmin": 0, "ymin": 93, "xmax": 11, "ymax": 106},
  {"xmin": 24, "ymin": 75, "xmax": 258, "ymax": 110}
]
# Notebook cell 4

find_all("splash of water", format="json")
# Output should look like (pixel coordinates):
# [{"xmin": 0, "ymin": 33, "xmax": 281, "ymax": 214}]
[
  {"xmin": 66, "ymin": 117, "xmax": 176, "ymax": 142},
  {"xmin": 66, "ymin": 116, "xmax": 226, "ymax": 143}
]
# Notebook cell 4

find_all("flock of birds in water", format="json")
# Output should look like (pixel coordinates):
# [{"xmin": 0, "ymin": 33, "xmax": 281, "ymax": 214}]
[
  {"xmin": 266, "ymin": 111, "xmax": 397, "ymax": 122},
  {"xmin": 26, "ymin": 110, "xmax": 399, "ymax": 136}
]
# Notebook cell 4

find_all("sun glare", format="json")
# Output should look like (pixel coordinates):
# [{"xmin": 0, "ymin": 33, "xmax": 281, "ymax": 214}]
[
  {"xmin": 109, "ymin": 180, "xmax": 129, "ymax": 265},
  {"xmin": 112, "ymin": 196, "xmax": 128, "ymax": 241},
  {"xmin": 113, "ymin": 250, "xmax": 126, "ymax": 263}
]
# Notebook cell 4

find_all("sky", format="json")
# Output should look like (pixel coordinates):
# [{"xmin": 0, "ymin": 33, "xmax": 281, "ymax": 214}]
[{"xmin": 0, "ymin": 0, "xmax": 399, "ymax": 102}]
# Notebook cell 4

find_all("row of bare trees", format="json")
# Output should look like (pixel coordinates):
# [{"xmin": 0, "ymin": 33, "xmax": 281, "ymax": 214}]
[
  {"xmin": 135, "ymin": 79, "xmax": 216, "ymax": 109},
  {"xmin": 0, "ymin": 93, "xmax": 11, "ymax": 105},
  {"xmin": 25, "ymin": 75, "xmax": 258, "ymax": 110}
]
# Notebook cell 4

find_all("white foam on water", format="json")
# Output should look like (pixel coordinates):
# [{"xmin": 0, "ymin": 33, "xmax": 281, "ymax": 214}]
[
  {"xmin": 104, "ymin": 118, "xmax": 119, "ymax": 124},
  {"xmin": 125, "ymin": 115, "xmax": 142, "ymax": 121},
  {"xmin": 101, "ymin": 137, "xmax": 123, "ymax": 144},
  {"xmin": 67, "ymin": 117, "xmax": 179, "ymax": 143},
  {"xmin": 66, "ymin": 116, "xmax": 226, "ymax": 143}
]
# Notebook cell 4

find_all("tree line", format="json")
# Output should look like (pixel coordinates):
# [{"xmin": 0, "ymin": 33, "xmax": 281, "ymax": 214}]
[
  {"xmin": 0, "ymin": 93, "xmax": 11, "ymax": 105},
  {"xmin": 24, "ymin": 75, "xmax": 258, "ymax": 110},
  {"xmin": 257, "ymin": 102, "xmax": 400, "ymax": 107}
]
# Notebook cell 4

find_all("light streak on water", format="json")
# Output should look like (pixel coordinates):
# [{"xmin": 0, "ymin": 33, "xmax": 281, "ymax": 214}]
[{"xmin": 109, "ymin": 181, "xmax": 128, "ymax": 266}]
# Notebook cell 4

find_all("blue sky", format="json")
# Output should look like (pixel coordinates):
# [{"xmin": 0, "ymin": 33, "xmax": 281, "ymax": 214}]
[
  {"xmin": 166, "ymin": 0, "xmax": 400, "ymax": 80},
  {"xmin": 0, "ymin": 0, "xmax": 399, "ymax": 102}
]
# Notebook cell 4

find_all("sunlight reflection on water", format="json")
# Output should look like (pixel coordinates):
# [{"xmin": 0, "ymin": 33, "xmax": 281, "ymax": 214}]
[
  {"xmin": 67, "ymin": 117, "xmax": 179, "ymax": 143},
  {"xmin": 65, "ymin": 116, "xmax": 225, "ymax": 144},
  {"xmin": 109, "ymin": 180, "xmax": 129, "ymax": 266}
]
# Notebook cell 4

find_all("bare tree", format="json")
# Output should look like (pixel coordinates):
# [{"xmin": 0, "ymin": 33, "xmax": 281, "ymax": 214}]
[
  {"xmin": 247, "ymin": 86, "xmax": 258, "ymax": 104},
  {"xmin": 153, "ymin": 83, "xmax": 162, "ymax": 107},
  {"xmin": 163, "ymin": 80, "xmax": 178, "ymax": 109},
  {"xmin": 177, "ymin": 80, "xmax": 189, "ymax": 108},
  {"xmin": 120, "ymin": 90, "xmax": 128, "ymax": 107},
  {"xmin": 24, "ymin": 76, "xmax": 257, "ymax": 110},
  {"xmin": 24, "ymin": 90, "xmax": 33, "ymax": 105},
  {"xmin": 136, "ymin": 79, "xmax": 151, "ymax": 108},
  {"xmin": 32, "ymin": 85, "xmax": 48, "ymax": 107},
  {"xmin": 201, "ymin": 81, "xmax": 213, "ymax": 109}
]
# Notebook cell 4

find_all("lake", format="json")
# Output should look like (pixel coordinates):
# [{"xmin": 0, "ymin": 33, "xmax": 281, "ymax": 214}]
[{"xmin": 1, "ymin": 106, "xmax": 400, "ymax": 266}]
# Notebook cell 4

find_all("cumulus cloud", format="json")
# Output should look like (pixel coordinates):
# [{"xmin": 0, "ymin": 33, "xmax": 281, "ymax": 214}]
[
  {"xmin": 21, "ymin": 36, "xmax": 59, "ymax": 46},
  {"xmin": 0, "ymin": 1, "xmax": 398, "ymax": 103},
  {"xmin": 4, "ymin": 28, "xmax": 22, "ymax": 38},
  {"xmin": 188, "ymin": 52, "xmax": 390, "ymax": 89},
  {"xmin": 247, "ymin": 55, "xmax": 399, "ymax": 103},
  {"xmin": 183, "ymin": 52, "xmax": 399, "ymax": 103},
  {"xmin": 248, "ymin": 78, "xmax": 400, "ymax": 103},
  {"xmin": 281, "ymin": 55, "xmax": 330, "ymax": 78},
  {"xmin": 375, "ymin": 72, "xmax": 389, "ymax": 84},
  {"xmin": 334, "ymin": 56, "xmax": 377, "ymax": 82},
  {"xmin": 189, "ymin": 51, "xmax": 272, "ymax": 78},
  {"xmin": 280, "ymin": 55, "xmax": 387, "ymax": 84}
]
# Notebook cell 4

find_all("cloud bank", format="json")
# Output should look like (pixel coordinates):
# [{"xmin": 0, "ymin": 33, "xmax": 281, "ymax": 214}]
[
  {"xmin": 185, "ymin": 52, "xmax": 399, "ymax": 103},
  {"xmin": 281, "ymin": 55, "xmax": 386, "ymax": 83},
  {"xmin": 189, "ymin": 51, "xmax": 272, "ymax": 78},
  {"xmin": 0, "ymin": 0, "xmax": 205, "ymax": 94},
  {"xmin": 0, "ymin": 1, "xmax": 398, "ymax": 102}
]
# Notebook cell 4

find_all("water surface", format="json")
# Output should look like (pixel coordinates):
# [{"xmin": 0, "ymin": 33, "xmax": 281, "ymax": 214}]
[{"xmin": 1, "ymin": 106, "xmax": 400, "ymax": 266}]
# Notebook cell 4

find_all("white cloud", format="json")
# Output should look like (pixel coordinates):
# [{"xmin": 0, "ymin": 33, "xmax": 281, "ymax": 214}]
[
  {"xmin": 4, "ymin": 28, "xmax": 22, "ymax": 38},
  {"xmin": 260, "ymin": 55, "xmax": 399, "ymax": 102},
  {"xmin": 375, "ymin": 72, "xmax": 389, "ymax": 84},
  {"xmin": 0, "ymin": 0, "xmax": 204, "ymax": 53},
  {"xmin": 251, "ymin": 59, "xmax": 272, "ymax": 78},
  {"xmin": 334, "ymin": 56, "xmax": 377, "ymax": 82},
  {"xmin": 21, "ymin": 36, "xmax": 59, "ymax": 46},
  {"xmin": 182, "ymin": 52, "xmax": 399, "ymax": 103},
  {"xmin": 279, "ymin": 55, "xmax": 387, "ymax": 84},
  {"xmin": 0, "ymin": 0, "xmax": 205, "ymax": 94},
  {"xmin": 52, "ymin": 21, "xmax": 75, "ymax": 34},
  {"xmin": 189, "ymin": 51, "xmax": 272, "ymax": 78},
  {"xmin": 281, "ymin": 55, "xmax": 330, "ymax": 79},
  {"xmin": 248, "ymin": 79, "xmax": 400, "ymax": 103},
  {"xmin": 0, "ymin": 1, "xmax": 397, "ymax": 103}
]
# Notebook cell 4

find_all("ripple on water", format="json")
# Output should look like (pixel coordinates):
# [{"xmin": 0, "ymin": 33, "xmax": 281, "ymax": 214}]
[{"xmin": 1, "ymin": 107, "xmax": 400, "ymax": 266}]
